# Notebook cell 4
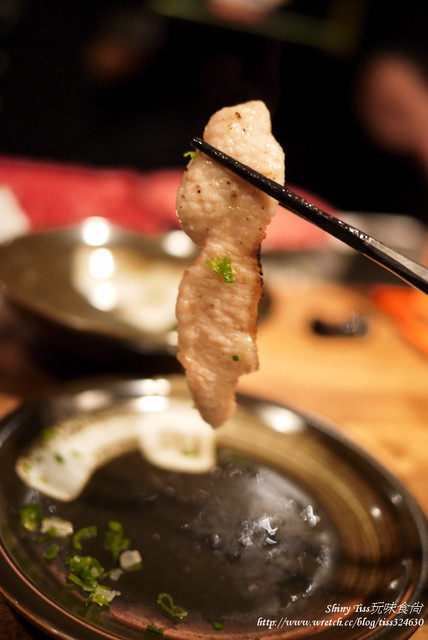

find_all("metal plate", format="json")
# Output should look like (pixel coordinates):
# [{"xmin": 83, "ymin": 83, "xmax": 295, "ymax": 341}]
[{"xmin": 0, "ymin": 375, "xmax": 427, "ymax": 639}]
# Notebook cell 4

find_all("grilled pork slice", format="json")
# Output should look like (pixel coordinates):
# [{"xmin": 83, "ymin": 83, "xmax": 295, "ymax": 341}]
[{"xmin": 176, "ymin": 101, "xmax": 285, "ymax": 427}]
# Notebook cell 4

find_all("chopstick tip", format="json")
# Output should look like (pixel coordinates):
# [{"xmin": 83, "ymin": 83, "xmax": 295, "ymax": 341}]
[{"xmin": 191, "ymin": 137, "xmax": 203, "ymax": 149}]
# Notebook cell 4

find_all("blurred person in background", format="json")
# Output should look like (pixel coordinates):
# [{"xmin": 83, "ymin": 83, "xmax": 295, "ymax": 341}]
[{"xmin": 206, "ymin": 0, "xmax": 428, "ymax": 221}]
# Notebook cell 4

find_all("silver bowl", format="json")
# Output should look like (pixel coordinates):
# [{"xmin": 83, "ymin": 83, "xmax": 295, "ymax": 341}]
[{"xmin": 0, "ymin": 218, "xmax": 197, "ymax": 376}]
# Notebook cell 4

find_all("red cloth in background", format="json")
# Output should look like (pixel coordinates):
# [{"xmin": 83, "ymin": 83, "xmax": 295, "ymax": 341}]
[
  {"xmin": 0, "ymin": 156, "xmax": 333, "ymax": 249},
  {"xmin": 0, "ymin": 156, "xmax": 178, "ymax": 235}
]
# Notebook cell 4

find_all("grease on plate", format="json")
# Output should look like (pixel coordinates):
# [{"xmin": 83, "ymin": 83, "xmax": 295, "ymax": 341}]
[{"xmin": 15, "ymin": 403, "xmax": 216, "ymax": 501}]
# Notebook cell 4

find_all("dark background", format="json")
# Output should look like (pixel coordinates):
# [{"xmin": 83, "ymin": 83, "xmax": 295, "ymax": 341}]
[{"xmin": 1, "ymin": 0, "xmax": 428, "ymax": 220}]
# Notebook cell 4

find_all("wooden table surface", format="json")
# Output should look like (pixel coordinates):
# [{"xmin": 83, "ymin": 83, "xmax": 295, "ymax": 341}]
[{"xmin": 0, "ymin": 271, "xmax": 427, "ymax": 639}]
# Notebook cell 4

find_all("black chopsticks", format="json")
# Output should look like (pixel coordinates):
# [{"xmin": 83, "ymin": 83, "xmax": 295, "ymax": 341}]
[{"xmin": 192, "ymin": 137, "xmax": 428, "ymax": 295}]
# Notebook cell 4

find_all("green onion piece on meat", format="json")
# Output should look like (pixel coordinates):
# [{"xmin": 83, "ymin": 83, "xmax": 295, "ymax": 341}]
[
  {"xmin": 212, "ymin": 622, "xmax": 224, "ymax": 630},
  {"xmin": 206, "ymin": 256, "xmax": 235, "ymax": 283},
  {"xmin": 183, "ymin": 149, "xmax": 200, "ymax": 161}
]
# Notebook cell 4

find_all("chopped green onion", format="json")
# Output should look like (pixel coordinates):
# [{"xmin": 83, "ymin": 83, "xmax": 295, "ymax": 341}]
[
  {"xmin": 206, "ymin": 256, "xmax": 235, "ymax": 283},
  {"xmin": 41, "ymin": 516, "xmax": 73, "ymax": 538},
  {"xmin": 67, "ymin": 554, "xmax": 105, "ymax": 579},
  {"xmin": 45, "ymin": 544, "xmax": 59, "ymax": 561},
  {"xmin": 104, "ymin": 521, "xmax": 130, "ymax": 559},
  {"xmin": 72, "ymin": 525, "xmax": 97, "ymax": 550},
  {"xmin": 85, "ymin": 585, "xmax": 120, "ymax": 608},
  {"xmin": 181, "ymin": 447, "xmax": 198, "ymax": 457},
  {"xmin": 183, "ymin": 149, "xmax": 200, "ymax": 161},
  {"xmin": 65, "ymin": 555, "xmax": 115, "ymax": 607},
  {"xmin": 157, "ymin": 592, "xmax": 188, "ymax": 619},
  {"xmin": 54, "ymin": 453, "xmax": 64, "ymax": 463},
  {"xmin": 18, "ymin": 508, "xmax": 138, "ymax": 610},
  {"xmin": 119, "ymin": 549, "xmax": 142, "ymax": 571},
  {"xmin": 212, "ymin": 622, "xmax": 224, "ymax": 630},
  {"xmin": 66, "ymin": 555, "xmax": 105, "ymax": 592},
  {"xmin": 41, "ymin": 428, "xmax": 56, "ymax": 441},
  {"xmin": 19, "ymin": 503, "xmax": 41, "ymax": 532},
  {"xmin": 147, "ymin": 624, "xmax": 164, "ymax": 635},
  {"xmin": 232, "ymin": 354, "xmax": 239, "ymax": 361},
  {"xmin": 86, "ymin": 590, "xmax": 111, "ymax": 608},
  {"xmin": 67, "ymin": 572, "xmax": 87, "ymax": 590},
  {"xmin": 108, "ymin": 568, "xmax": 123, "ymax": 581}
]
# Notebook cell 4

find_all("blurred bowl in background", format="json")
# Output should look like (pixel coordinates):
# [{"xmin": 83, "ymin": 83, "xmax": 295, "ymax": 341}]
[
  {"xmin": 0, "ymin": 217, "xmax": 272, "ymax": 378},
  {"xmin": 0, "ymin": 218, "xmax": 198, "ymax": 377}
]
